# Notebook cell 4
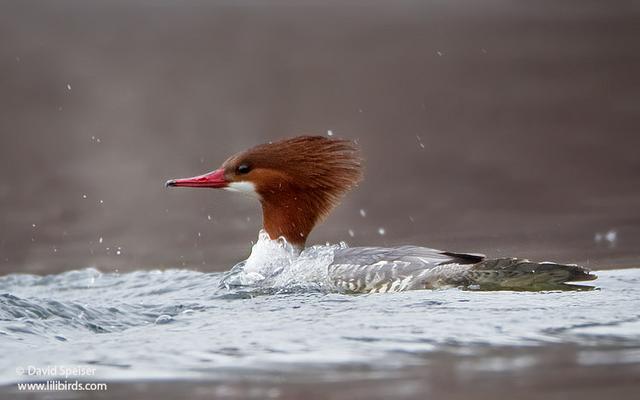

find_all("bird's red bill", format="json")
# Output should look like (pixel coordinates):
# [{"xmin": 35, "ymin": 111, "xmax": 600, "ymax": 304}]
[{"xmin": 165, "ymin": 168, "xmax": 228, "ymax": 188}]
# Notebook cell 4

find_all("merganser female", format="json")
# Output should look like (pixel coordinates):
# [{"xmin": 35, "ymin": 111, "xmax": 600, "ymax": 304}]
[{"xmin": 166, "ymin": 136, "xmax": 596, "ymax": 292}]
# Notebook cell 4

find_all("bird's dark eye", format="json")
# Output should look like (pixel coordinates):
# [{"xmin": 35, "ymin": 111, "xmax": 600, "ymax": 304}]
[{"xmin": 236, "ymin": 164, "xmax": 251, "ymax": 174}]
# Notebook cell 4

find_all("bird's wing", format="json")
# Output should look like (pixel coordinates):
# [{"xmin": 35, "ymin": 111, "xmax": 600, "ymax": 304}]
[{"xmin": 328, "ymin": 246, "xmax": 485, "ymax": 293}]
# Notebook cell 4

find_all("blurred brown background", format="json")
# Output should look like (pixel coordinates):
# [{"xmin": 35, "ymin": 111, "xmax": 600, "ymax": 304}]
[{"xmin": 1, "ymin": 0, "xmax": 639, "ymax": 275}]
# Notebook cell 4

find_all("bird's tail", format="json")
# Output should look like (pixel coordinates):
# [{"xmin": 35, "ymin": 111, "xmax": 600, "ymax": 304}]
[{"xmin": 465, "ymin": 258, "xmax": 597, "ymax": 290}]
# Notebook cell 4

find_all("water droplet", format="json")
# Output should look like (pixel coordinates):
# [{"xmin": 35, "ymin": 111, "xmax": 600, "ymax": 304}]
[
  {"xmin": 82, "ymin": 194, "xmax": 87, "ymax": 199},
  {"xmin": 327, "ymin": 130, "xmax": 334, "ymax": 136},
  {"xmin": 359, "ymin": 209, "xmax": 367, "ymax": 217},
  {"xmin": 348, "ymin": 229, "xmax": 355, "ymax": 237},
  {"xmin": 66, "ymin": 83, "xmax": 72, "ymax": 91},
  {"xmin": 98, "ymin": 237, "xmax": 103, "ymax": 244},
  {"xmin": 595, "ymin": 229, "xmax": 618, "ymax": 246},
  {"xmin": 378, "ymin": 228, "xmax": 386, "ymax": 236},
  {"xmin": 207, "ymin": 215, "xmax": 212, "ymax": 221}
]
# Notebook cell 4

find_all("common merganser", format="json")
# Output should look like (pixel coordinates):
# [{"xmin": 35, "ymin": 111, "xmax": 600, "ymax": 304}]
[{"xmin": 166, "ymin": 136, "xmax": 596, "ymax": 292}]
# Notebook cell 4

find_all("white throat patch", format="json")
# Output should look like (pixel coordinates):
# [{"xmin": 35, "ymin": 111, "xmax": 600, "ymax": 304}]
[{"xmin": 225, "ymin": 181, "xmax": 259, "ymax": 198}]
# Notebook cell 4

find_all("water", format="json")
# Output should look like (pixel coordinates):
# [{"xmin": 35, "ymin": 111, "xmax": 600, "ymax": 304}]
[
  {"xmin": 1, "ymin": 236, "xmax": 639, "ymax": 387},
  {"xmin": 219, "ymin": 231, "xmax": 344, "ymax": 290}
]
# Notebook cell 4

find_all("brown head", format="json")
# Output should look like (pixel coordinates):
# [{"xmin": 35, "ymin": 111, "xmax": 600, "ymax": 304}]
[{"xmin": 166, "ymin": 136, "xmax": 363, "ymax": 247}]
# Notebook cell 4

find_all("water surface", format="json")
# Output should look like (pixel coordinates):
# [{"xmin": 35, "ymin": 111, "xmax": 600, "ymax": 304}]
[{"xmin": 2, "ymin": 264, "xmax": 639, "ymax": 387}]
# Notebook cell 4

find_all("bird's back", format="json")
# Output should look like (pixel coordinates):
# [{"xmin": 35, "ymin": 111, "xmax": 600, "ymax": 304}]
[{"xmin": 329, "ymin": 246, "xmax": 596, "ymax": 293}]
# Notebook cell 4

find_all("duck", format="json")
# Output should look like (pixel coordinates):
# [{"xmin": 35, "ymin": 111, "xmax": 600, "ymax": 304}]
[{"xmin": 166, "ymin": 135, "xmax": 596, "ymax": 292}]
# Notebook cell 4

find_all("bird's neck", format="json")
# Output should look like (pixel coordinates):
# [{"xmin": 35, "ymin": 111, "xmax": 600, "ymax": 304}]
[{"xmin": 260, "ymin": 191, "xmax": 323, "ymax": 248}]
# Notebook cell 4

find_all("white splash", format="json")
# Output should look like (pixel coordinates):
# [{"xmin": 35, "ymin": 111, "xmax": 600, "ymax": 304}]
[{"xmin": 220, "ymin": 230, "xmax": 346, "ymax": 290}]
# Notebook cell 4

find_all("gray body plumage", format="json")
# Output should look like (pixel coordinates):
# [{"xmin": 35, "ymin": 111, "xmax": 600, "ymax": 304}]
[{"xmin": 328, "ymin": 246, "xmax": 596, "ymax": 293}]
